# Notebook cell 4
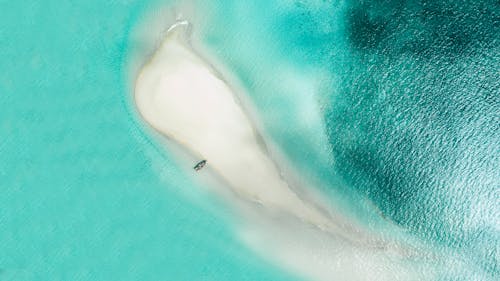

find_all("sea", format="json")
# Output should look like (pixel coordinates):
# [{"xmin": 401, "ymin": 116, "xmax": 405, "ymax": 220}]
[{"xmin": 1, "ymin": 0, "xmax": 498, "ymax": 280}]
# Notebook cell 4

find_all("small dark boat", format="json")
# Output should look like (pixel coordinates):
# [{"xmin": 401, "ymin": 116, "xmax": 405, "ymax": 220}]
[{"xmin": 193, "ymin": 160, "xmax": 207, "ymax": 171}]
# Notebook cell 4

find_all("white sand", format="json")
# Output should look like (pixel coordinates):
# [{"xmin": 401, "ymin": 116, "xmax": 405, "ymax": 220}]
[
  {"xmin": 134, "ymin": 21, "xmax": 433, "ymax": 281},
  {"xmin": 135, "ymin": 21, "xmax": 337, "ymax": 230}
]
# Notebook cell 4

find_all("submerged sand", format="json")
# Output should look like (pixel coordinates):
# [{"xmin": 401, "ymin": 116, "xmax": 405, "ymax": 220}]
[{"xmin": 133, "ymin": 21, "xmax": 433, "ymax": 281}]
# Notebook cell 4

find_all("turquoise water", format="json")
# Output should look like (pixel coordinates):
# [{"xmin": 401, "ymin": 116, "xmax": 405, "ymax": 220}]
[
  {"xmin": 1, "ymin": 0, "xmax": 498, "ymax": 280},
  {"xmin": 0, "ymin": 1, "xmax": 299, "ymax": 280}
]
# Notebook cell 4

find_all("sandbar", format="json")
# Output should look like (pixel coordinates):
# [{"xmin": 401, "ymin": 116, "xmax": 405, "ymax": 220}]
[{"xmin": 133, "ymin": 20, "xmax": 432, "ymax": 281}]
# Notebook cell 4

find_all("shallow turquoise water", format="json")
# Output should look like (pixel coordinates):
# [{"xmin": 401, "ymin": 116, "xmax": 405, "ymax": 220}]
[
  {"xmin": 1, "ymin": 0, "xmax": 498, "ymax": 280},
  {"xmin": 0, "ymin": 1, "xmax": 299, "ymax": 280}
]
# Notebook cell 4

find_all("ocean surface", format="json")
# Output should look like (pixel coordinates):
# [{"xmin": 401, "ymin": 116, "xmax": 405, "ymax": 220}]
[{"xmin": 1, "ymin": 0, "xmax": 498, "ymax": 280}]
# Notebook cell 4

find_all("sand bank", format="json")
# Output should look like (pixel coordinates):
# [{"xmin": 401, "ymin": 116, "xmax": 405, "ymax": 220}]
[
  {"xmin": 134, "ymin": 21, "xmax": 432, "ymax": 281},
  {"xmin": 134, "ymin": 21, "xmax": 338, "ymax": 231}
]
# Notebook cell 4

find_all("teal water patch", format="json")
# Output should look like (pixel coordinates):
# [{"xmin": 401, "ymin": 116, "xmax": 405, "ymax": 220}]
[
  {"xmin": 0, "ymin": 1, "xmax": 301, "ymax": 280},
  {"xmin": 324, "ymin": 0, "xmax": 499, "ymax": 279}
]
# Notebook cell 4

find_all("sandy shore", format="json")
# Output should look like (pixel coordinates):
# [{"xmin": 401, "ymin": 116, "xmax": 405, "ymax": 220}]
[
  {"xmin": 134, "ymin": 21, "xmax": 338, "ymax": 230},
  {"xmin": 133, "ymin": 21, "xmax": 432, "ymax": 281}
]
